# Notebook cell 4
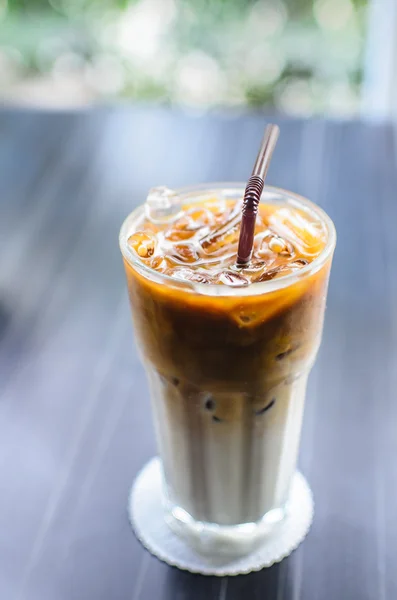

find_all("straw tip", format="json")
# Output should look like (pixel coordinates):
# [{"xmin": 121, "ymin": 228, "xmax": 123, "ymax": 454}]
[{"xmin": 265, "ymin": 123, "xmax": 280, "ymax": 140}]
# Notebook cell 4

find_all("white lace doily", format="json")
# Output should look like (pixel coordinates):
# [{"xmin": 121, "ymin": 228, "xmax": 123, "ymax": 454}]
[{"xmin": 128, "ymin": 457, "xmax": 313, "ymax": 576}]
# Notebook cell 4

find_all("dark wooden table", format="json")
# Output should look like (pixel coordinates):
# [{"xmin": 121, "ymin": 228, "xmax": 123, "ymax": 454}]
[{"xmin": 1, "ymin": 107, "xmax": 397, "ymax": 600}]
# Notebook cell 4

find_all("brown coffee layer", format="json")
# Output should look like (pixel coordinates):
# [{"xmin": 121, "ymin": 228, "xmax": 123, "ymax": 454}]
[{"xmin": 124, "ymin": 257, "xmax": 331, "ymax": 392}]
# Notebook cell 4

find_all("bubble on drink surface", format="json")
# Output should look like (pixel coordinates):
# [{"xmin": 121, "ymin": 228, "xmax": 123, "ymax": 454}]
[
  {"xmin": 145, "ymin": 186, "xmax": 182, "ymax": 224},
  {"xmin": 268, "ymin": 235, "xmax": 294, "ymax": 256},
  {"xmin": 256, "ymin": 231, "xmax": 294, "ymax": 259},
  {"xmin": 127, "ymin": 231, "xmax": 156, "ymax": 259}
]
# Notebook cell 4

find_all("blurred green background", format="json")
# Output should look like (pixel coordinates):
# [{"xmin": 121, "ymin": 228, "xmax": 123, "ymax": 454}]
[{"xmin": 0, "ymin": 0, "xmax": 368, "ymax": 115}]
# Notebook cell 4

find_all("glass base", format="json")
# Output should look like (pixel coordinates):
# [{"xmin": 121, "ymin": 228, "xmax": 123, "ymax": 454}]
[
  {"xmin": 129, "ymin": 458, "xmax": 314, "ymax": 572},
  {"xmin": 163, "ymin": 498, "xmax": 287, "ymax": 557}
]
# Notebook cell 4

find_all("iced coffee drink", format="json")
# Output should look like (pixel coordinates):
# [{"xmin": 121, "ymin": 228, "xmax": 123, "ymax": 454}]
[{"xmin": 120, "ymin": 184, "xmax": 335, "ymax": 556}]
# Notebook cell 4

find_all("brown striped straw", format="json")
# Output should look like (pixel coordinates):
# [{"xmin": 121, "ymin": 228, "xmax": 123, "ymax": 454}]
[{"xmin": 236, "ymin": 124, "xmax": 280, "ymax": 266}]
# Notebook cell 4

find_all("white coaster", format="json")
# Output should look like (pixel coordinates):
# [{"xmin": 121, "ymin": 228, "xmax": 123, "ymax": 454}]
[{"xmin": 128, "ymin": 457, "xmax": 313, "ymax": 576}]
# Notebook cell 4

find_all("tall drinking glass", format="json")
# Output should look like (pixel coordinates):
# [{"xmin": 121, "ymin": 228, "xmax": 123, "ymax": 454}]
[{"xmin": 119, "ymin": 184, "xmax": 336, "ymax": 556}]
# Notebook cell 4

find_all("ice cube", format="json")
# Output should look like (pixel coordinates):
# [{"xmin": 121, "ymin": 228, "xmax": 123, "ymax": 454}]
[
  {"xmin": 203, "ymin": 196, "xmax": 227, "ymax": 218},
  {"xmin": 164, "ymin": 207, "xmax": 214, "ymax": 242},
  {"xmin": 170, "ymin": 243, "xmax": 200, "ymax": 264},
  {"xmin": 185, "ymin": 207, "xmax": 215, "ymax": 228},
  {"xmin": 241, "ymin": 259, "xmax": 268, "ymax": 274},
  {"xmin": 268, "ymin": 208, "xmax": 324, "ymax": 256},
  {"xmin": 167, "ymin": 267, "xmax": 212, "ymax": 284},
  {"xmin": 164, "ymin": 217, "xmax": 199, "ymax": 241},
  {"xmin": 200, "ymin": 199, "xmax": 242, "ymax": 254},
  {"xmin": 201, "ymin": 227, "xmax": 239, "ymax": 256},
  {"xmin": 168, "ymin": 267, "xmax": 194, "ymax": 281},
  {"xmin": 218, "ymin": 271, "xmax": 249, "ymax": 287},
  {"xmin": 187, "ymin": 271, "xmax": 213, "ymax": 284},
  {"xmin": 254, "ymin": 259, "xmax": 309, "ymax": 282},
  {"xmin": 150, "ymin": 255, "xmax": 167, "ymax": 271},
  {"xmin": 290, "ymin": 259, "xmax": 309, "ymax": 267},
  {"xmin": 254, "ymin": 265, "xmax": 285, "ymax": 282},
  {"xmin": 145, "ymin": 186, "xmax": 182, "ymax": 224}
]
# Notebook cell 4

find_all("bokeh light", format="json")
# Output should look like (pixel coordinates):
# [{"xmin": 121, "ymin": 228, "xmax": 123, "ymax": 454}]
[
  {"xmin": 314, "ymin": 0, "xmax": 354, "ymax": 31},
  {"xmin": 0, "ymin": 0, "xmax": 368, "ymax": 116}
]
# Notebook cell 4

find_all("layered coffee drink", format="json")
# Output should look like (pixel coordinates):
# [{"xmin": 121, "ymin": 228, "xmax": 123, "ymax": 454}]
[{"xmin": 120, "ymin": 184, "xmax": 335, "ymax": 555}]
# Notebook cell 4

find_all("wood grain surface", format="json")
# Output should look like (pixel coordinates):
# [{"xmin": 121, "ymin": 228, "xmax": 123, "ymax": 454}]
[{"xmin": 0, "ymin": 107, "xmax": 396, "ymax": 600}]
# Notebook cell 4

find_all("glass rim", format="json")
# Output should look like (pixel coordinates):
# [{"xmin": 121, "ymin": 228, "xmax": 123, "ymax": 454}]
[{"xmin": 119, "ymin": 183, "xmax": 336, "ymax": 297}]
